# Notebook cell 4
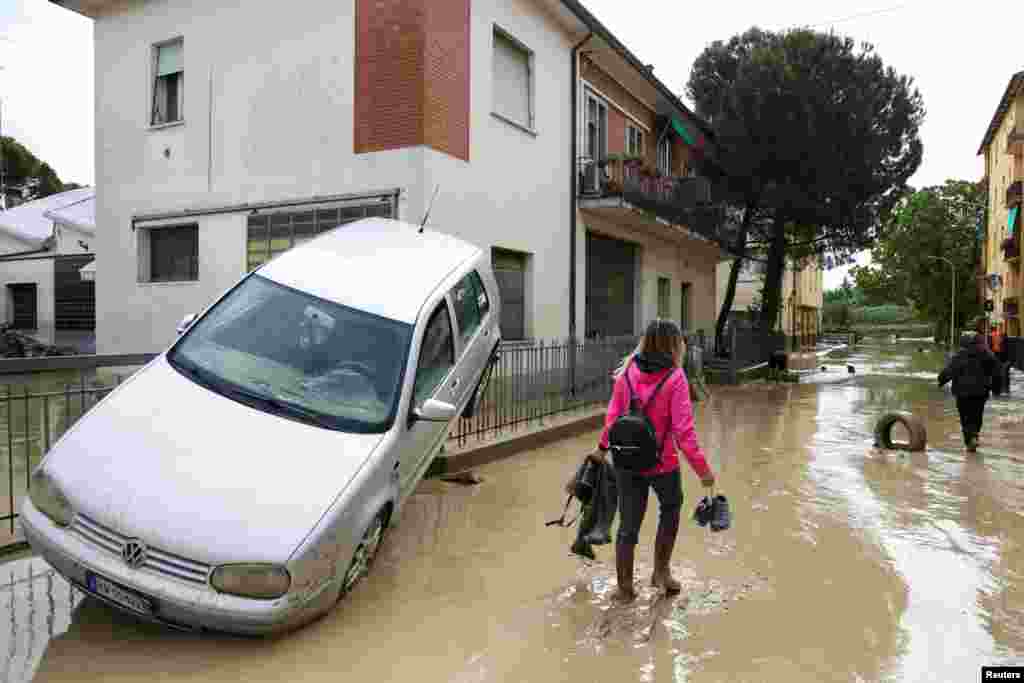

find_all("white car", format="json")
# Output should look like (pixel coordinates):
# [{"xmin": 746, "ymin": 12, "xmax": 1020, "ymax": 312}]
[{"xmin": 21, "ymin": 218, "xmax": 501, "ymax": 634}]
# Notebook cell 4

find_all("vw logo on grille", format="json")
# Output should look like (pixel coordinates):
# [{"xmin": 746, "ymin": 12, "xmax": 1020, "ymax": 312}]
[{"xmin": 121, "ymin": 539, "xmax": 148, "ymax": 568}]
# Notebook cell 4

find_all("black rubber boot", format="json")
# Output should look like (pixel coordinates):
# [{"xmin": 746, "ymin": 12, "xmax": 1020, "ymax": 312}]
[
  {"xmin": 612, "ymin": 542, "xmax": 637, "ymax": 603},
  {"xmin": 651, "ymin": 510, "xmax": 681, "ymax": 593}
]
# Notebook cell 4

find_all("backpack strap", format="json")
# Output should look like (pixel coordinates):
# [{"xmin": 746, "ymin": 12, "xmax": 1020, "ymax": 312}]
[
  {"xmin": 622, "ymin": 358, "xmax": 639, "ymax": 409},
  {"xmin": 643, "ymin": 367, "xmax": 676, "ymax": 410},
  {"xmin": 640, "ymin": 368, "xmax": 678, "ymax": 454}
]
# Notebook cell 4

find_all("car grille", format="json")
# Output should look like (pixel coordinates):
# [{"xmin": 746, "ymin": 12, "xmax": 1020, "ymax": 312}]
[{"xmin": 71, "ymin": 513, "xmax": 212, "ymax": 586}]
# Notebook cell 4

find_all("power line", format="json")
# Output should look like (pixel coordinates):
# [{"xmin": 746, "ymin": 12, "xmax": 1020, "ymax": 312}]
[{"xmin": 790, "ymin": 2, "xmax": 915, "ymax": 30}]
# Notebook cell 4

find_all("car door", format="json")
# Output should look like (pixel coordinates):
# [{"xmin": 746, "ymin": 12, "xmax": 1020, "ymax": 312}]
[
  {"xmin": 396, "ymin": 298, "xmax": 459, "ymax": 500},
  {"xmin": 448, "ymin": 269, "xmax": 496, "ymax": 411}
]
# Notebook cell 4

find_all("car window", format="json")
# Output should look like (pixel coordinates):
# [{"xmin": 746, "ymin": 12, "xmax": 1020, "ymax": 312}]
[
  {"xmin": 469, "ymin": 270, "xmax": 489, "ymax": 318},
  {"xmin": 167, "ymin": 275, "xmax": 412, "ymax": 434},
  {"xmin": 412, "ymin": 302, "xmax": 455, "ymax": 408},
  {"xmin": 451, "ymin": 272, "xmax": 485, "ymax": 346}
]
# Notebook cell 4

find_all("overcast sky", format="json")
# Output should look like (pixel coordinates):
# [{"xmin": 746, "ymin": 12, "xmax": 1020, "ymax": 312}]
[{"xmin": 1, "ymin": 0, "xmax": 1019, "ymax": 288}]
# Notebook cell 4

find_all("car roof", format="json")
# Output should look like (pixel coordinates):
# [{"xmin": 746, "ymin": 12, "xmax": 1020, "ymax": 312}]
[{"xmin": 258, "ymin": 217, "xmax": 481, "ymax": 324}]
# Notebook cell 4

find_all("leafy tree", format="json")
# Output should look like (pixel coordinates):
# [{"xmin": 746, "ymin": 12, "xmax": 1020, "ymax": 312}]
[
  {"xmin": 851, "ymin": 180, "xmax": 983, "ymax": 343},
  {"xmin": 1, "ymin": 136, "xmax": 66, "ymax": 200},
  {"xmin": 36, "ymin": 163, "xmax": 62, "ymax": 197},
  {"xmin": 689, "ymin": 27, "xmax": 924, "ymax": 333}
]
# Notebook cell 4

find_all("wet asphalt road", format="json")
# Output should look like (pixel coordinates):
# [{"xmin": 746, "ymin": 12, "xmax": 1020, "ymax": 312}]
[{"xmin": 2, "ymin": 339, "xmax": 1023, "ymax": 682}]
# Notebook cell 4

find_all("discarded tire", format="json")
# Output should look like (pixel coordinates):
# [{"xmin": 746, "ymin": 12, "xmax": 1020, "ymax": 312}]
[{"xmin": 874, "ymin": 411, "xmax": 927, "ymax": 451}]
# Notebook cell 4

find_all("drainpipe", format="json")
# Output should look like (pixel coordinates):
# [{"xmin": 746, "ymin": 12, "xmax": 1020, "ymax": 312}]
[{"xmin": 569, "ymin": 32, "xmax": 591, "ymax": 396}]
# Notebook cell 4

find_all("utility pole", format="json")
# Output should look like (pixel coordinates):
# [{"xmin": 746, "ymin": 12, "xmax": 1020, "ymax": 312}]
[
  {"xmin": 0, "ymin": 64, "xmax": 6, "ymax": 211},
  {"xmin": 928, "ymin": 256, "xmax": 956, "ymax": 348},
  {"xmin": 0, "ymin": 95, "xmax": 5, "ymax": 211}
]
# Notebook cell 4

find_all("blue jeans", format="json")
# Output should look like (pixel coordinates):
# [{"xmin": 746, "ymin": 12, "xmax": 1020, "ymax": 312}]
[{"xmin": 613, "ymin": 467, "xmax": 683, "ymax": 545}]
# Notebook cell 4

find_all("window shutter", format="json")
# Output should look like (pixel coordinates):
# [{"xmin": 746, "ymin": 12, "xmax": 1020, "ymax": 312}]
[
  {"xmin": 492, "ymin": 32, "xmax": 530, "ymax": 127},
  {"xmin": 157, "ymin": 41, "xmax": 183, "ymax": 77}
]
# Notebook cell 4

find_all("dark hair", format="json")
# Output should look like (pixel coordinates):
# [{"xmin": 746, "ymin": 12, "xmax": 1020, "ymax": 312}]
[
  {"xmin": 613, "ymin": 318, "xmax": 684, "ymax": 378},
  {"xmin": 643, "ymin": 318, "xmax": 683, "ymax": 355}
]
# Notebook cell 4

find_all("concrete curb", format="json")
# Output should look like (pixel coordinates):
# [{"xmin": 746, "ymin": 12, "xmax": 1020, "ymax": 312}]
[{"xmin": 428, "ymin": 413, "xmax": 605, "ymax": 477}]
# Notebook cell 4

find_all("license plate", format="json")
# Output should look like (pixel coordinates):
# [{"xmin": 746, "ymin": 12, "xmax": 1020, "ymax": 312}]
[{"xmin": 86, "ymin": 572, "xmax": 153, "ymax": 615}]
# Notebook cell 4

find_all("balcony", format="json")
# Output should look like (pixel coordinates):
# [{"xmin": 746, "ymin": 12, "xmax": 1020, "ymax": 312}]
[
  {"xmin": 1006, "ymin": 180, "xmax": 1022, "ymax": 208},
  {"xmin": 1007, "ymin": 125, "xmax": 1024, "ymax": 156},
  {"xmin": 577, "ymin": 157, "xmax": 738, "ymax": 248}
]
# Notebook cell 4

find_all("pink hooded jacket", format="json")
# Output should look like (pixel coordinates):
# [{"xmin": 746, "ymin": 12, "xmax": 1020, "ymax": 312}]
[{"xmin": 598, "ymin": 360, "xmax": 711, "ymax": 478}]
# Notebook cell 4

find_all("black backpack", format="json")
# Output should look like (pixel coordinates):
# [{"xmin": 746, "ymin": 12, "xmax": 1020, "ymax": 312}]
[{"xmin": 607, "ymin": 361, "xmax": 675, "ymax": 472}]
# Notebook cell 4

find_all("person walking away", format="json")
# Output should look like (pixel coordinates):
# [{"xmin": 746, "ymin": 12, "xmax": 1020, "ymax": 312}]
[
  {"xmin": 989, "ymin": 321, "xmax": 1006, "ymax": 360},
  {"xmin": 591, "ymin": 319, "xmax": 715, "ymax": 602},
  {"xmin": 989, "ymin": 321, "xmax": 1008, "ymax": 394},
  {"xmin": 939, "ymin": 325, "xmax": 999, "ymax": 453}
]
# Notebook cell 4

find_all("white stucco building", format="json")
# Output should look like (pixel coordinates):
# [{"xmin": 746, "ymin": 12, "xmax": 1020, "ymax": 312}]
[
  {"xmin": 55, "ymin": 0, "xmax": 729, "ymax": 355},
  {"xmin": 0, "ymin": 188, "xmax": 97, "ymax": 346}
]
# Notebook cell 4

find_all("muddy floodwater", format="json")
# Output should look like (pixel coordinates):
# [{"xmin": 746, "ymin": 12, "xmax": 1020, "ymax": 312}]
[{"xmin": 3, "ymin": 340, "xmax": 1023, "ymax": 682}]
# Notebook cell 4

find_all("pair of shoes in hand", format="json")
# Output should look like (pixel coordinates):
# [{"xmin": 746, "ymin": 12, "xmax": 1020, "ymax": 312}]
[{"xmin": 693, "ymin": 494, "xmax": 731, "ymax": 532}]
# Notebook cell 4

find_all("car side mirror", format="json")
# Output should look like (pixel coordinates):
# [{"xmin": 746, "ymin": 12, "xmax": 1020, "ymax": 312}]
[
  {"xmin": 176, "ymin": 313, "xmax": 198, "ymax": 335},
  {"xmin": 412, "ymin": 398, "xmax": 457, "ymax": 423}
]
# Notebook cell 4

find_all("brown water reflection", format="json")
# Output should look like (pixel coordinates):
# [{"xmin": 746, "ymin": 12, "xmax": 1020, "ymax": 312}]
[{"xmin": 11, "ymin": 341, "xmax": 1024, "ymax": 681}]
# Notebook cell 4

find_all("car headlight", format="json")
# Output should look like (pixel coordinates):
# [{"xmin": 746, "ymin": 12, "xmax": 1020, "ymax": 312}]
[
  {"xmin": 211, "ymin": 564, "xmax": 291, "ymax": 599},
  {"xmin": 28, "ymin": 467, "xmax": 74, "ymax": 527}
]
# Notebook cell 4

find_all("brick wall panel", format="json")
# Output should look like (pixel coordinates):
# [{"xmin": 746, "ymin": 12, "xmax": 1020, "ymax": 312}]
[
  {"xmin": 423, "ymin": 0, "xmax": 470, "ymax": 161},
  {"xmin": 354, "ymin": 0, "xmax": 470, "ymax": 161}
]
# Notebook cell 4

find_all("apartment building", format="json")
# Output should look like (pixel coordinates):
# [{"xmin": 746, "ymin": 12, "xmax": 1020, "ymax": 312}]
[
  {"xmin": 53, "ymin": 0, "xmax": 730, "ymax": 354},
  {"xmin": 979, "ymin": 70, "xmax": 1023, "ymax": 339}
]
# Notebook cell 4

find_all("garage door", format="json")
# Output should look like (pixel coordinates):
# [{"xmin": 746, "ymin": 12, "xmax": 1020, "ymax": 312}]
[
  {"xmin": 8, "ymin": 284, "xmax": 37, "ymax": 330},
  {"xmin": 586, "ymin": 233, "xmax": 636, "ymax": 338},
  {"xmin": 246, "ymin": 199, "xmax": 395, "ymax": 272},
  {"xmin": 55, "ymin": 255, "xmax": 96, "ymax": 330}
]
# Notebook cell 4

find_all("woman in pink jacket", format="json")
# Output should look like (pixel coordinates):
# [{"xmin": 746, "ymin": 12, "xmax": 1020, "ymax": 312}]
[{"xmin": 593, "ymin": 319, "xmax": 715, "ymax": 602}]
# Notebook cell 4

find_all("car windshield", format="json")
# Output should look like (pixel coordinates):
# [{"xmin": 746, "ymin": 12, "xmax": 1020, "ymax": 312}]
[{"xmin": 167, "ymin": 275, "xmax": 412, "ymax": 433}]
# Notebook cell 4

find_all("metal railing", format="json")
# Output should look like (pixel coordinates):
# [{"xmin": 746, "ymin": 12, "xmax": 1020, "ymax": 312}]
[
  {"xmin": 0, "ymin": 354, "xmax": 158, "ymax": 551},
  {"xmin": 621, "ymin": 175, "xmax": 739, "ymax": 246},
  {"xmin": 449, "ymin": 333, "xmax": 709, "ymax": 446},
  {"xmin": 0, "ymin": 339, "xmax": 716, "ymax": 553}
]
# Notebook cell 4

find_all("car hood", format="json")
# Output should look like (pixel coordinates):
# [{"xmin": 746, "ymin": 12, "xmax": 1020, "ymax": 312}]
[{"xmin": 45, "ymin": 356, "xmax": 384, "ymax": 565}]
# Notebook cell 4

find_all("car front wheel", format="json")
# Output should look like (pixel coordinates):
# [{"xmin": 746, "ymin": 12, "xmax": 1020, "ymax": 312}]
[{"xmin": 338, "ymin": 509, "xmax": 387, "ymax": 601}]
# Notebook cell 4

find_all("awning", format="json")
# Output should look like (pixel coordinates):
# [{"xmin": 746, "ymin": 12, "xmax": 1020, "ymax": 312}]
[
  {"xmin": 670, "ymin": 116, "xmax": 696, "ymax": 147},
  {"xmin": 79, "ymin": 259, "xmax": 95, "ymax": 282},
  {"xmin": 1010, "ymin": 206, "xmax": 1019, "ymax": 235}
]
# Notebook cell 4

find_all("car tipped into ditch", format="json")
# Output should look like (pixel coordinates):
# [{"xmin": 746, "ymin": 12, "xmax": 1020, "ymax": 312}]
[{"xmin": 21, "ymin": 218, "xmax": 501, "ymax": 634}]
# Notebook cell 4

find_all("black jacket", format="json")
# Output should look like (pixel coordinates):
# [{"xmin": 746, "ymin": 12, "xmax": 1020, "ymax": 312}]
[
  {"xmin": 939, "ymin": 335, "xmax": 999, "ymax": 398},
  {"xmin": 547, "ymin": 458, "xmax": 618, "ymax": 560}
]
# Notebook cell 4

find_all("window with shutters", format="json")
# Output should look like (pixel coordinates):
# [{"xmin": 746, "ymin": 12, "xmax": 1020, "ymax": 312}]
[
  {"xmin": 626, "ymin": 124, "xmax": 644, "ymax": 158},
  {"xmin": 140, "ymin": 224, "xmax": 198, "ymax": 283},
  {"xmin": 151, "ymin": 39, "xmax": 184, "ymax": 126},
  {"xmin": 492, "ymin": 27, "xmax": 534, "ymax": 132}
]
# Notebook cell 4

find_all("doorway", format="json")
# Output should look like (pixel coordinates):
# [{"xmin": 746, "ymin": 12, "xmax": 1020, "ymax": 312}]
[{"xmin": 8, "ymin": 283, "xmax": 38, "ymax": 330}]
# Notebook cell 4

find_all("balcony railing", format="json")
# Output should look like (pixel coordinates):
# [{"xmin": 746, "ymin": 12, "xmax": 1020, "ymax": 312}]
[
  {"xmin": 577, "ymin": 156, "xmax": 741, "ymax": 246},
  {"xmin": 1006, "ymin": 180, "xmax": 1022, "ymax": 208},
  {"xmin": 622, "ymin": 175, "xmax": 740, "ymax": 245}
]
